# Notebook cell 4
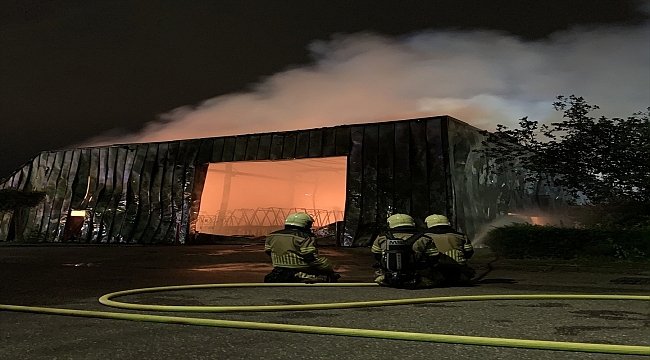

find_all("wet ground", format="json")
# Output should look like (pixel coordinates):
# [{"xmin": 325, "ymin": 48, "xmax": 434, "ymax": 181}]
[{"xmin": 0, "ymin": 244, "xmax": 648, "ymax": 359}]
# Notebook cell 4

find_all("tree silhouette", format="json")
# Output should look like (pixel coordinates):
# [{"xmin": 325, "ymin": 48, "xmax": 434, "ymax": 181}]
[{"xmin": 476, "ymin": 95, "xmax": 649, "ymax": 205}]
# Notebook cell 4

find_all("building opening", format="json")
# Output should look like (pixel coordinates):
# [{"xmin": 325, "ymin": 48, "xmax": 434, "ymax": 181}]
[
  {"xmin": 196, "ymin": 157, "xmax": 347, "ymax": 240},
  {"xmin": 63, "ymin": 210, "xmax": 86, "ymax": 241}
]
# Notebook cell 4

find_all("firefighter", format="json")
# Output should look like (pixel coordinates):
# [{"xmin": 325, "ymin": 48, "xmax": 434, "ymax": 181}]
[
  {"xmin": 264, "ymin": 212, "xmax": 340, "ymax": 283},
  {"xmin": 423, "ymin": 214, "xmax": 476, "ymax": 286},
  {"xmin": 371, "ymin": 214, "xmax": 441, "ymax": 289}
]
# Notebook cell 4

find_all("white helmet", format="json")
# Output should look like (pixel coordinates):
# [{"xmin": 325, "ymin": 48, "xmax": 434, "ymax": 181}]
[{"xmin": 425, "ymin": 214, "xmax": 450, "ymax": 228}]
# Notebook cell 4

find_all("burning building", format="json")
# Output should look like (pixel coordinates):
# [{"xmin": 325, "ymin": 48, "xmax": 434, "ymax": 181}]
[{"xmin": 0, "ymin": 116, "xmax": 564, "ymax": 246}]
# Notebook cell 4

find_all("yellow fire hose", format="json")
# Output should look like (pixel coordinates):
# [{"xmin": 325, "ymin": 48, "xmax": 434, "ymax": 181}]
[{"xmin": 1, "ymin": 283, "xmax": 649, "ymax": 356}]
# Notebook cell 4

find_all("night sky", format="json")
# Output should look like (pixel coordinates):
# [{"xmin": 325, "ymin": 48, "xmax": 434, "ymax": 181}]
[{"xmin": 1, "ymin": 0, "xmax": 648, "ymax": 177}]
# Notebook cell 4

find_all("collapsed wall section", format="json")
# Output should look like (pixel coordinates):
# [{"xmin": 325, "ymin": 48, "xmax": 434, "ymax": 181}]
[
  {"xmin": 0, "ymin": 141, "xmax": 203, "ymax": 244},
  {"xmin": 445, "ymin": 118, "xmax": 569, "ymax": 240}
]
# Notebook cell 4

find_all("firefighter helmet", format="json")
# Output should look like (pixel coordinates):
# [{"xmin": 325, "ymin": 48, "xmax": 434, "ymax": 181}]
[
  {"xmin": 387, "ymin": 214, "xmax": 415, "ymax": 229},
  {"xmin": 425, "ymin": 214, "xmax": 450, "ymax": 228},
  {"xmin": 285, "ymin": 212, "xmax": 314, "ymax": 228}
]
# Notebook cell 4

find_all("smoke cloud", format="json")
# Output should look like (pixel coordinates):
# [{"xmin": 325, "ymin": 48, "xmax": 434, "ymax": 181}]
[{"xmin": 91, "ymin": 22, "xmax": 649, "ymax": 145}]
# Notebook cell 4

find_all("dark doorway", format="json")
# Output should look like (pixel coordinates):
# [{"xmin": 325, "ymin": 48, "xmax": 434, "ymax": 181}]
[{"xmin": 63, "ymin": 212, "xmax": 85, "ymax": 241}]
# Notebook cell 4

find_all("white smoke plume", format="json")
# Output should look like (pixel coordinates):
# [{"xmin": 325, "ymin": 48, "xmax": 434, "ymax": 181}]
[{"xmin": 91, "ymin": 22, "xmax": 649, "ymax": 145}]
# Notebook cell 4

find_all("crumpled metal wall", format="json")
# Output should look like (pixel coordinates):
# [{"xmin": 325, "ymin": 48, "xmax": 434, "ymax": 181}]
[
  {"xmin": 445, "ymin": 118, "xmax": 568, "ymax": 240},
  {"xmin": 0, "ymin": 116, "xmax": 556, "ymax": 245}
]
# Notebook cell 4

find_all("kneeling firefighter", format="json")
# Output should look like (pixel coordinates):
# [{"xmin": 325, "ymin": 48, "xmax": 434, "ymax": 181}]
[
  {"xmin": 424, "ymin": 214, "xmax": 476, "ymax": 286},
  {"xmin": 264, "ymin": 212, "xmax": 341, "ymax": 283},
  {"xmin": 371, "ymin": 214, "xmax": 442, "ymax": 289}
]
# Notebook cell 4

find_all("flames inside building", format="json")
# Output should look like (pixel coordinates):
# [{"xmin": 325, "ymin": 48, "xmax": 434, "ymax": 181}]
[{"xmin": 196, "ymin": 158, "xmax": 346, "ymax": 237}]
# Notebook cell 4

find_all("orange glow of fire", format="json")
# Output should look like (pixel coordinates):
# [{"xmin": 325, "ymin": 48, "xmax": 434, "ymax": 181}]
[
  {"xmin": 197, "ymin": 157, "xmax": 347, "ymax": 235},
  {"xmin": 508, "ymin": 213, "xmax": 551, "ymax": 225}
]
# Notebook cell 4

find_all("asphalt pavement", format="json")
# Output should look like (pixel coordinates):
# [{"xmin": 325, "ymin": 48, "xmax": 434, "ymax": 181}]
[{"xmin": 1, "ymin": 244, "xmax": 648, "ymax": 360}]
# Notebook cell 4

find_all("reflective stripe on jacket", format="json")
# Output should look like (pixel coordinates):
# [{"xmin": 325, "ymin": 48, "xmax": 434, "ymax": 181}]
[{"xmin": 423, "ymin": 229, "xmax": 473, "ymax": 265}]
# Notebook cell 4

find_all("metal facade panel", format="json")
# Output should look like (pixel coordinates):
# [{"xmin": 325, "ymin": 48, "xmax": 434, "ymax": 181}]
[
  {"xmin": 426, "ymin": 118, "xmax": 449, "ymax": 217},
  {"xmin": 447, "ymin": 118, "xmax": 484, "ymax": 235},
  {"xmin": 26, "ymin": 154, "xmax": 44, "ymax": 193},
  {"xmin": 409, "ymin": 120, "xmax": 430, "ymax": 227},
  {"xmin": 221, "ymin": 137, "xmax": 237, "ymax": 162},
  {"xmin": 155, "ymin": 141, "xmax": 180, "ymax": 243},
  {"xmin": 25, "ymin": 153, "xmax": 51, "ymax": 242},
  {"xmin": 321, "ymin": 127, "xmax": 336, "ymax": 157},
  {"xmin": 256, "ymin": 134, "xmax": 272, "ymax": 160},
  {"xmin": 130, "ymin": 144, "xmax": 158, "ymax": 243},
  {"xmin": 233, "ymin": 136, "xmax": 248, "ymax": 161},
  {"xmin": 269, "ymin": 134, "xmax": 284, "ymax": 160},
  {"xmin": 104, "ymin": 146, "xmax": 131, "ymax": 243},
  {"xmin": 9, "ymin": 172, "xmax": 22, "ymax": 190},
  {"xmin": 70, "ymin": 149, "xmax": 90, "ymax": 209},
  {"xmin": 0, "ymin": 211, "xmax": 11, "ymax": 241},
  {"xmin": 90, "ymin": 147, "xmax": 111, "ymax": 243},
  {"xmin": 245, "ymin": 135, "xmax": 260, "ymax": 161},
  {"xmin": 54, "ymin": 149, "xmax": 81, "ymax": 242},
  {"xmin": 441, "ymin": 119, "xmax": 457, "ymax": 230},
  {"xmin": 295, "ymin": 130, "xmax": 310, "ymax": 159},
  {"xmin": 120, "ymin": 145, "xmax": 148, "ymax": 243},
  {"xmin": 211, "ymin": 138, "xmax": 225, "ymax": 163},
  {"xmin": 179, "ymin": 139, "xmax": 201, "ymax": 244},
  {"xmin": 335, "ymin": 127, "xmax": 351, "ymax": 156},
  {"xmin": 79, "ymin": 148, "xmax": 99, "ymax": 242},
  {"xmin": 309, "ymin": 129, "xmax": 323, "ymax": 158},
  {"xmin": 446, "ymin": 118, "xmax": 510, "ymax": 240},
  {"xmin": 96, "ymin": 147, "xmax": 120, "ymax": 243},
  {"xmin": 23, "ymin": 153, "xmax": 46, "ymax": 241},
  {"xmin": 1, "ymin": 163, "xmax": 35, "ymax": 241},
  {"xmin": 110, "ymin": 146, "xmax": 137, "ymax": 242},
  {"xmin": 360, "ymin": 124, "xmax": 379, "ymax": 240},
  {"xmin": 281, "ymin": 132, "xmax": 297, "ymax": 159},
  {"xmin": 196, "ymin": 139, "xmax": 214, "ymax": 164},
  {"xmin": 18, "ymin": 164, "xmax": 32, "ymax": 191},
  {"xmin": 85, "ymin": 149, "xmax": 102, "ymax": 209},
  {"xmin": 164, "ymin": 141, "xmax": 190, "ymax": 243},
  {"xmin": 188, "ymin": 163, "xmax": 208, "ymax": 239},
  {"xmin": 46, "ymin": 150, "xmax": 73, "ymax": 242},
  {"xmin": 141, "ymin": 143, "xmax": 167, "ymax": 244},
  {"xmin": 393, "ymin": 122, "xmax": 411, "ymax": 214},
  {"xmin": 344, "ymin": 126, "xmax": 364, "ymax": 246},
  {"xmin": 377, "ymin": 123, "xmax": 395, "ymax": 226}
]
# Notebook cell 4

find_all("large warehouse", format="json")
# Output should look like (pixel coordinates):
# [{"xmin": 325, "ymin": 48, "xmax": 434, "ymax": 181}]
[{"xmin": 0, "ymin": 116, "xmax": 563, "ymax": 246}]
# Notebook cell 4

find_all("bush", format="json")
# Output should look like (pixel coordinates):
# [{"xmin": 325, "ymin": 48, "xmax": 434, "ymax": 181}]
[{"xmin": 486, "ymin": 223, "xmax": 650, "ymax": 260}]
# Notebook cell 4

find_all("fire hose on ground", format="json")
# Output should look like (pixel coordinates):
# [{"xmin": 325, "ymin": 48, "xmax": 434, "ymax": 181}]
[{"xmin": 1, "ymin": 283, "xmax": 648, "ymax": 356}]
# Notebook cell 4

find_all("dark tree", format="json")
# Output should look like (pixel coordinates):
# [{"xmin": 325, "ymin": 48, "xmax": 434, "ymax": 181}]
[{"xmin": 476, "ymin": 95, "xmax": 650, "ymax": 205}]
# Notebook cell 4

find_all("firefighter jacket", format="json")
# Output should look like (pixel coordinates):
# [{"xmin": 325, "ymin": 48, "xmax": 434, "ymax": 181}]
[
  {"xmin": 371, "ymin": 227, "xmax": 438, "ymax": 265},
  {"xmin": 411, "ymin": 234, "xmax": 441, "ymax": 263},
  {"xmin": 264, "ymin": 226, "xmax": 333, "ymax": 271},
  {"xmin": 423, "ymin": 226, "xmax": 474, "ymax": 265}
]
